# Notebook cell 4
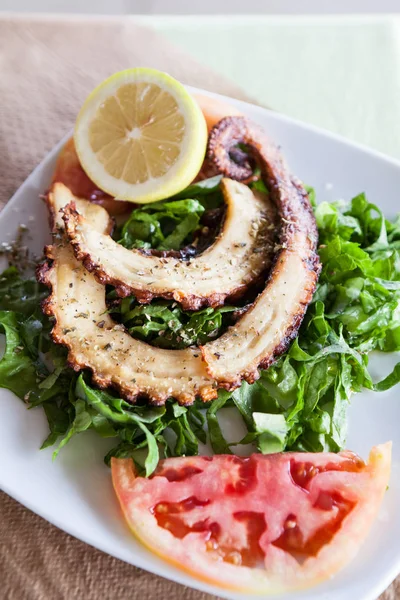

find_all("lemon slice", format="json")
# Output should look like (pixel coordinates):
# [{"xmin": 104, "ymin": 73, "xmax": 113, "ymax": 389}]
[{"xmin": 74, "ymin": 68, "xmax": 208, "ymax": 203}]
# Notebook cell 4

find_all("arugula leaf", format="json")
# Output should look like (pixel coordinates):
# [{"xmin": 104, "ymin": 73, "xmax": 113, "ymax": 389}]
[
  {"xmin": 113, "ymin": 297, "xmax": 235, "ymax": 350},
  {"xmin": 0, "ymin": 267, "xmax": 47, "ymax": 315},
  {"xmin": 207, "ymin": 187, "xmax": 400, "ymax": 454},
  {"xmin": 119, "ymin": 199, "xmax": 205, "ymax": 251},
  {"xmin": 172, "ymin": 175, "xmax": 222, "ymax": 199},
  {"xmin": 373, "ymin": 363, "xmax": 400, "ymax": 391},
  {"xmin": 2, "ymin": 185, "xmax": 400, "ymax": 475},
  {"xmin": 118, "ymin": 176, "xmax": 223, "ymax": 250},
  {"xmin": 207, "ymin": 391, "xmax": 233, "ymax": 454},
  {"xmin": 0, "ymin": 309, "xmax": 75, "ymax": 449},
  {"xmin": 19, "ymin": 314, "xmax": 44, "ymax": 359},
  {"xmin": 41, "ymin": 401, "xmax": 71, "ymax": 449},
  {"xmin": 186, "ymin": 405, "xmax": 207, "ymax": 444},
  {"xmin": 76, "ymin": 375, "xmax": 165, "ymax": 424},
  {"xmin": 74, "ymin": 376, "xmax": 207, "ymax": 474},
  {"xmin": 253, "ymin": 413, "xmax": 289, "ymax": 454},
  {"xmin": 52, "ymin": 399, "xmax": 93, "ymax": 458},
  {"xmin": 0, "ymin": 311, "xmax": 40, "ymax": 399}
]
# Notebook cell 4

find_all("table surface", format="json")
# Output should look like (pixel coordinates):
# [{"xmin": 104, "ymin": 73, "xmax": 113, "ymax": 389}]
[{"xmin": 136, "ymin": 14, "xmax": 400, "ymax": 162}]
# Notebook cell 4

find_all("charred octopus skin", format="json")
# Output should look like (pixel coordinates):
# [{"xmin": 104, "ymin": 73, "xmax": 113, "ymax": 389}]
[
  {"xmin": 201, "ymin": 116, "xmax": 321, "ymax": 387},
  {"xmin": 62, "ymin": 178, "xmax": 277, "ymax": 310},
  {"xmin": 207, "ymin": 116, "xmax": 254, "ymax": 181}
]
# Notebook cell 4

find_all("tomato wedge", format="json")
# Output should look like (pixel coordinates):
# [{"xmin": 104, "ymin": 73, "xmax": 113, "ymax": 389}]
[{"xmin": 111, "ymin": 444, "xmax": 391, "ymax": 593}]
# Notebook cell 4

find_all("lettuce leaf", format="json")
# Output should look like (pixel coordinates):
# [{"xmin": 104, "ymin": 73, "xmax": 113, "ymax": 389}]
[
  {"xmin": 202, "ymin": 191, "xmax": 400, "ymax": 455},
  {"xmin": 0, "ymin": 311, "xmax": 39, "ymax": 399},
  {"xmin": 2, "ymin": 187, "xmax": 400, "ymax": 475}
]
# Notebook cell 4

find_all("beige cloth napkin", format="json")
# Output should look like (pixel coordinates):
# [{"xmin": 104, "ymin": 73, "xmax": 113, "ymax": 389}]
[
  {"xmin": 0, "ymin": 16, "xmax": 397, "ymax": 600},
  {"xmin": 0, "ymin": 15, "xmax": 250, "ymax": 207}
]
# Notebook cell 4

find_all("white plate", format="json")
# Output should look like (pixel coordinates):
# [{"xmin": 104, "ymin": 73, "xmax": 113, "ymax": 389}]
[{"xmin": 0, "ymin": 87, "xmax": 399, "ymax": 600}]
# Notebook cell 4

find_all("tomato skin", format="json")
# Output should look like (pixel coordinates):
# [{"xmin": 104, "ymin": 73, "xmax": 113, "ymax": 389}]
[
  {"xmin": 111, "ymin": 445, "xmax": 391, "ymax": 593},
  {"xmin": 194, "ymin": 94, "xmax": 243, "ymax": 132}
]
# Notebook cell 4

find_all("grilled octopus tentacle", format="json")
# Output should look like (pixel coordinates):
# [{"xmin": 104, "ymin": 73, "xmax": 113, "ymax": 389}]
[
  {"xmin": 201, "ymin": 116, "xmax": 321, "ymax": 387},
  {"xmin": 62, "ymin": 178, "xmax": 277, "ymax": 310},
  {"xmin": 38, "ymin": 114, "xmax": 321, "ymax": 402},
  {"xmin": 37, "ymin": 184, "xmax": 217, "ymax": 405},
  {"xmin": 207, "ymin": 116, "xmax": 254, "ymax": 181}
]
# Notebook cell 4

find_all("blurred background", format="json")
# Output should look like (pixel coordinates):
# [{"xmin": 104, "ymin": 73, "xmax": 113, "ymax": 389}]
[
  {"xmin": 1, "ymin": 0, "xmax": 400, "ymax": 14},
  {"xmin": 1, "ymin": 1, "xmax": 400, "ymax": 157}
]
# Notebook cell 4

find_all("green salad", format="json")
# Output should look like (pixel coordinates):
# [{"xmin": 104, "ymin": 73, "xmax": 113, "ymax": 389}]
[{"xmin": 1, "ymin": 178, "xmax": 400, "ymax": 476}]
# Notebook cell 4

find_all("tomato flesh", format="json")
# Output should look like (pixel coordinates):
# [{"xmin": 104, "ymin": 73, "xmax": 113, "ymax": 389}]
[
  {"xmin": 290, "ymin": 454, "xmax": 365, "ymax": 491},
  {"xmin": 153, "ymin": 496, "xmax": 266, "ymax": 568},
  {"xmin": 224, "ymin": 455, "xmax": 258, "ymax": 494},
  {"xmin": 272, "ymin": 493, "xmax": 354, "ymax": 559},
  {"xmin": 152, "ymin": 455, "xmax": 360, "ymax": 566},
  {"xmin": 152, "ymin": 464, "xmax": 205, "ymax": 483},
  {"xmin": 111, "ymin": 444, "xmax": 391, "ymax": 593}
]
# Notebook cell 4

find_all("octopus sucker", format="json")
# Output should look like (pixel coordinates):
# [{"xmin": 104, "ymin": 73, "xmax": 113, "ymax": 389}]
[{"xmin": 207, "ymin": 116, "xmax": 255, "ymax": 181}]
